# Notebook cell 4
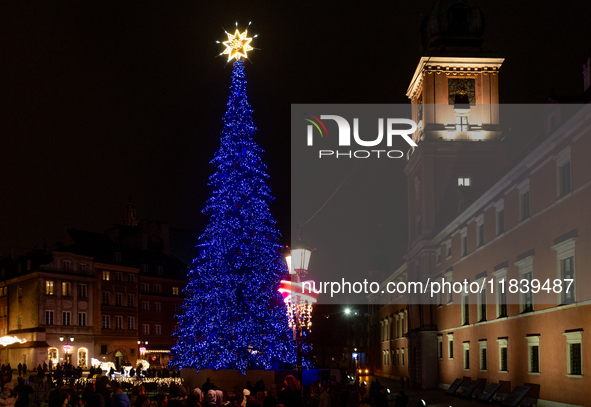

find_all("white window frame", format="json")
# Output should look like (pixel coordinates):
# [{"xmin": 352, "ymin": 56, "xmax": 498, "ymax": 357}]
[
  {"xmin": 154, "ymin": 284, "xmax": 161, "ymax": 293},
  {"xmin": 395, "ymin": 349, "xmax": 400, "ymax": 366},
  {"xmin": 115, "ymin": 315, "xmax": 123, "ymax": 330},
  {"xmin": 78, "ymin": 312, "xmax": 87, "ymax": 327},
  {"xmin": 128, "ymin": 316, "xmax": 135, "ymax": 330},
  {"xmin": 461, "ymin": 288, "xmax": 470, "ymax": 326},
  {"xmin": 479, "ymin": 340, "xmax": 488, "ymax": 372},
  {"xmin": 447, "ymin": 333, "xmax": 454, "ymax": 360},
  {"xmin": 563, "ymin": 331, "xmax": 583, "ymax": 376},
  {"xmin": 79, "ymin": 263, "xmax": 87, "ymax": 272},
  {"xmin": 62, "ymin": 282, "xmax": 71, "ymax": 297},
  {"xmin": 497, "ymin": 338, "xmax": 508, "ymax": 372},
  {"xmin": 476, "ymin": 277, "xmax": 487, "ymax": 322},
  {"xmin": 555, "ymin": 146, "xmax": 571, "ymax": 198},
  {"xmin": 438, "ymin": 336, "xmax": 443, "ymax": 359},
  {"xmin": 102, "ymin": 291, "xmax": 110, "ymax": 306},
  {"xmin": 460, "ymin": 227, "xmax": 468, "ymax": 257},
  {"xmin": 155, "ymin": 302, "xmax": 161, "ymax": 312},
  {"xmin": 552, "ymin": 237, "xmax": 576, "ymax": 305},
  {"xmin": 526, "ymin": 335, "xmax": 540, "ymax": 374},
  {"xmin": 445, "ymin": 271, "xmax": 453, "ymax": 304},
  {"xmin": 46, "ymin": 310, "xmax": 54, "ymax": 325},
  {"xmin": 495, "ymin": 199, "xmax": 505, "ymax": 236},
  {"xmin": 445, "ymin": 239, "xmax": 452, "ymax": 259},
  {"xmin": 401, "ymin": 348, "xmax": 405, "ymax": 366},
  {"xmin": 102, "ymin": 315, "xmax": 110, "ymax": 329},
  {"xmin": 115, "ymin": 292, "xmax": 122, "ymax": 306},
  {"xmin": 128, "ymin": 293, "xmax": 134, "ymax": 307},
  {"xmin": 463, "ymin": 342, "xmax": 470, "ymax": 371},
  {"xmin": 404, "ymin": 309, "xmax": 408, "ymax": 333},
  {"xmin": 143, "ymin": 324, "xmax": 150, "ymax": 335},
  {"xmin": 492, "ymin": 268, "xmax": 508, "ymax": 318},
  {"xmin": 476, "ymin": 214, "xmax": 485, "ymax": 248},
  {"xmin": 394, "ymin": 315, "xmax": 399, "ymax": 339},
  {"xmin": 142, "ymin": 301, "xmax": 149, "ymax": 311},
  {"xmin": 517, "ymin": 178, "xmax": 530, "ymax": 221},
  {"xmin": 62, "ymin": 311, "xmax": 71, "ymax": 326},
  {"xmin": 515, "ymin": 256, "xmax": 534, "ymax": 313},
  {"xmin": 78, "ymin": 284, "xmax": 87, "ymax": 298},
  {"xmin": 46, "ymin": 281, "xmax": 54, "ymax": 295}
]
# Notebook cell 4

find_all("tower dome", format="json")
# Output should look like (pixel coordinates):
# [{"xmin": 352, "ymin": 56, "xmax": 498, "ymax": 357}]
[{"xmin": 420, "ymin": 0, "xmax": 486, "ymax": 55}]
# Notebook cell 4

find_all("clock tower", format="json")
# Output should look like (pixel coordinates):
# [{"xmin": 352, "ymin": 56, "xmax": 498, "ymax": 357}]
[{"xmin": 403, "ymin": 0, "xmax": 505, "ymax": 389}]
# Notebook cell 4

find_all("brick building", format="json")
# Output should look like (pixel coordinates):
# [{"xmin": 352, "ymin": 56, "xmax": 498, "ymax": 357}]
[{"xmin": 369, "ymin": 1, "xmax": 591, "ymax": 406}]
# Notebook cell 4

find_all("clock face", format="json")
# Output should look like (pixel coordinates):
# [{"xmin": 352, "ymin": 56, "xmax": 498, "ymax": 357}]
[{"xmin": 448, "ymin": 78, "xmax": 476, "ymax": 105}]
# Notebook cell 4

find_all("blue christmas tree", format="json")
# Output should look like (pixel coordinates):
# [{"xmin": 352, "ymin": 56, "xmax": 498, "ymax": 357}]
[{"xmin": 170, "ymin": 60, "xmax": 296, "ymax": 373}]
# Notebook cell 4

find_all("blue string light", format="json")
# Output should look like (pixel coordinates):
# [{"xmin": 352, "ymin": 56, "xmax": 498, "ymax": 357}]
[{"xmin": 170, "ymin": 61, "xmax": 297, "ymax": 373}]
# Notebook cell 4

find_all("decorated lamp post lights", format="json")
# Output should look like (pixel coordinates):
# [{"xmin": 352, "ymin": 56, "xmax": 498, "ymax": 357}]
[
  {"xmin": 283, "ymin": 245, "xmax": 316, "ymax": 385},
  {"xmin": 60, "ymin": 336, "xmax": 74, "ymax": 365}
]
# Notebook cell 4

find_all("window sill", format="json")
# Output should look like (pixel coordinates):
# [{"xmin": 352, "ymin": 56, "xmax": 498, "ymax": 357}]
[
  {"xmin": 463, "ymin": 368, "xmax": 470, "ymax": 372},
  {"xmin": 499, "ymin": 370, "xmax": 508, "ymax": 373},
  {"xmin": 478, "ymin": 319, "xmax": 487, "ymax": 323},
  {"xmin": 448, "ymin": 357, "xmax": 454, "ymax": 360},
  {"xmin": 447, "ymin": 301, "xmax": 454, "ymax": 306},
  {"xmin": 480, "ymin": 370, "xmax": 488, "ymax": 373},
  {"xmin": 528, "ymin": 372, "xmax": 540, "ymax": 376},
  {"xmin": 566, "ymin": 374, "xmax": 583, "ymax": 378}
]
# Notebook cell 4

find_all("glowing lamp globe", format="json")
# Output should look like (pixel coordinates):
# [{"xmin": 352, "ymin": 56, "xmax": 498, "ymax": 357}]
[{"xmin": 290, "ymin": 245, "xmax": 312, "ymax": 274}]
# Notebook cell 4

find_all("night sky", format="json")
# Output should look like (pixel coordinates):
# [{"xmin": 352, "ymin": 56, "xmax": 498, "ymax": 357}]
[{"xmin": 3, "ymin": 1, "xmax": 591, "ymax": 270}]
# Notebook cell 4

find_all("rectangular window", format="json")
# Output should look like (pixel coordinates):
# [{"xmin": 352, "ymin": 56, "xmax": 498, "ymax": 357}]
[
  {"xmin": 497, "ymin": 338, "xmax": 508, "ymax": 372},
  {"xmin": 78, "ymin": 284, "xmax": 87, "ymax": 298},
  {"xmin": 559, "ymin": 161, "xmax": 572, "ymax": 197},
  {"xmin": 401, "ymin": 349, "xmax": 405, "ymax": 366},
  {"xmin": 102, "ymin": 271, "xmax": 110, "ymax": 281},
  {"xmin": 448, "ymin": 334, "xmax": 454, "ymax": 360},
  {"xmin": 113, "ymin": 252, "xmax": 121, "ymax": 262},
  {"xmin": 46, "ymin": 281, "xmax": 54, "ymax": 295},
  {"xmin": 101, "ymin": 345, "xmax": 108, "ymax": 354},
  {"xmin": 173, "ymin": 304, "xmax": 180, "ymax": 313},
  {"xmin": 142, "ymin": 301, "xmax": 149, "ymax": 311},
  {"xmin": 78, "ymin": 312, "xmax": 87, "ymax": 327},
  {"xmin": 115, "ymin": 316, "xmax": 123, "ymax": 330},
  {"xmin": 62, "ymin": 282, "xmax": 71, "ymax": 297},
  {"xmin": 446, "ymin": 241, "xmax": 452, "ymax": 258},
  {"xmin": 102, "ymin": 315, "xmax": 110, "ymax": 329},
  {"xmin": 128, "ymin": 274, "xmax": 135, "ymax": 283},
  {"xmin": 457, "ymin": 177, "xmax": 470, "ymax": 186},
  {"xmin": 157, "ymin": 266, "xmax": 163, "ymax": 275},
  {"xmin": 115, "ymin": 293, "xmax": 122, "ymax": 306},
  {"xmin": 445, "ymin": 271, "xmax": 453, "ymax": 304},
  {"xmin": 438, "ymin": 336, "xmax": 443, "ymax": 359},
  {"xmin": 79, "ymin": 263, "xmax": 87, "ymax": 272},
  {"xmin": 155, "ymin": 325, "xmax": 161, "ymax": 335},
  {"xmin": 521, "ymin": 191, "xmax": 530, "ymax": 220},
  {"xmin": 172, "ymin": 287, "xmax": 179, "ymax": 295},
  {"xmin": 45, "ymin": 310, "xmax": 54, "ymax": 325},
  {"xmin": 102, "ymin": 291, "xmax": 110, "ymax": 306},
  {"xmin": 463, "ymin": 343, "xmax": 470, "ymax": 370},
  {"xmin": 462, "ymin": 235, "xmax": 468, "ymax": 257},
  {"xmin": 564, "ymin": 331, "xmax": 582, "ymax": 376},
  {"xmin": 115, "ymin": 272, "xmax": 122, "ymax": 282},
  {"xmin": 526, "ymin": 336, "xmax": 540, "ymax": 374},
  {"xmin": 128, "ymin": 294, "xmax": 134, "ymax": 307},
  {"xmin": 142, "ymin": 283, "xmax": 149, "ymax": 293},
  {"xmin": 493, "ymin": 269, "xmax": 508, "ymax": 318},
  {"xmin": 128, "ymin": 316, "xmax": 135, "ymax": 330},
  {"xmin": 561, "ymin": 257, "xmax": 575, "ymax": 304},
  {"xmin": 497, "ymin": 209, "xmax": 505, "ymax": 235},
  {"xmin": 479, "ymin": 341, "xmax": 487, "ymax": 371},
  {"xmin": 155, "ymin": 302, "xmax": 161, "ymax": 312},
  {"xmin": 462, "ymin": 292, "xmax": 470, "ymax": 325},
  {"xmin": 478, "ymin": 224, "xmax": 484, "ymax": 247},
  {"xmin": 516, "ymin": 257, "xmax": 534, "ymax": 313},
  {"xmin": 62, "ymin": 311, "xmax": 71, "ymax": 326},
  {"xmin": 477, "ymin": 280, "xmax": 487, "ymax": 322},
  {"xmin": 395, "ymin": 349, "xmax": 400, "ymax": 366},
  {"xmin": 154, "ymin": 285, "xmax": 161, "ymax": 294},
  {"xmin": 141, "ymin": 264, "xmax": 149, "ymax": 273},
  {"xmin": 143, "ymin": 324, "xmax": 150, "ymax": 335}
]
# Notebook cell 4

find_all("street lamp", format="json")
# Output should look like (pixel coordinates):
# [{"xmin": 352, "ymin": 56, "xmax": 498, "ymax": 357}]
[
  {"xmin": 286, "ymin": 243, "xmax": 313, "ymax": 388},
  {"xmin": 60, "ymin": 336, "xmax": 74, "ymax": 365}
]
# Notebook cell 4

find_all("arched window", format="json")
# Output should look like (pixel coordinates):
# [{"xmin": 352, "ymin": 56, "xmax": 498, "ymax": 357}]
[
  {"xmin": 48, "ymin": 347, "xmax": 59, "ymax": 364},
  {"xmin": 78, "ymin": 348, "xmax": 88, "ymax": 368}
]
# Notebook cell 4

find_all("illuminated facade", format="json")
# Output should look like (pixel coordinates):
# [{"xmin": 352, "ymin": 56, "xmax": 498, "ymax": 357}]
[{"xmin": 369, "ymin": 1, "xmax": 591, "ymax": 406}]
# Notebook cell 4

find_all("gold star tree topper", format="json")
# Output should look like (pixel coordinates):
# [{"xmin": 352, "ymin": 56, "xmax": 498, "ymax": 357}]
[{"xmin": 222, "ymin": 29, "xmax": 253, "ymax": 61}]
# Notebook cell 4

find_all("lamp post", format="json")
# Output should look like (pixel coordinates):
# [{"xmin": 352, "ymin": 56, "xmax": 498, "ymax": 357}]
[
  {"xmin": 59, "ymin": 336, "xmax": 74, "ymax": 366},
  {"xmin": 286, "ymin": 243, "xmax": 313, "ymax": 388}
]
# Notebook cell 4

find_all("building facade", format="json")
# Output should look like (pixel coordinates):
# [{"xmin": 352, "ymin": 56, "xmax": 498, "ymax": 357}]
[{"xmin": 369, "ymin": 1, "xmax": 591, "ymax": 406}]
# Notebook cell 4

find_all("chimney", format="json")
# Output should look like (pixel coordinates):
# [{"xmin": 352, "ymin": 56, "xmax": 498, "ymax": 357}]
[{"xmin": 583, "ymin": 57, "xmax": 591, "ymax": 92}]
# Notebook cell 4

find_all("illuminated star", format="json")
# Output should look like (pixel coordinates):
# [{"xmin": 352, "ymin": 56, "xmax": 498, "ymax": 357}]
[{"xmin": 222, "ymin": 29, "xmax": 253, "ymax": 61}]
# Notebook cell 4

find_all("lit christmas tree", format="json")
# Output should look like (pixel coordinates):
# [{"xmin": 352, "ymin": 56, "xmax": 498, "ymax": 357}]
[{"xmin": 170, "ymin": 29, "xmax": 296, "ymax": 373}]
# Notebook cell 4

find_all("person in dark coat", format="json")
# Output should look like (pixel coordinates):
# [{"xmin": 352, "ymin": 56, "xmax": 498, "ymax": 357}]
[
  {"xmin": 17, "ymin": 364, "xmax": 22, "ymax": 378},
  {"xmin": 15, "ymin": 378, "xmax": 34, "ymax": 407},
  {"xmin": 21, "ymin": 364, "xmax": 27, "ymax": 377},
  {"xmin": 373, "ymin": 387, "xmax": 388, "ymax": 407},
  {"xmin": 277, "ymin": 376, "xmax": 302, "ymax": 407}
]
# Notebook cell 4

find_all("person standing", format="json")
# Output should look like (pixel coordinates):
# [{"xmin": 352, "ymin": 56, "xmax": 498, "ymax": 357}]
[
  {"xmin": 21, "ymin": 365, "xmax": 26, "ymax": 378},
  {"xmin": 277, "ymin": 376, "xmax": 302, "ymax": 407},
  {"xmin": 14, "ymin": 378, "xmax": 33, "ymax": 407},
  {"xmin": 16, "ymin": 365, "xmax": 22, "ymax": 378}
]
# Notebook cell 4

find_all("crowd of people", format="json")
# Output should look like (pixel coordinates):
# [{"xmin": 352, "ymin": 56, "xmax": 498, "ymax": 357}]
[{"xmin": 0, "ymin": 370, "xmax": 410, "ymax": 407}]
